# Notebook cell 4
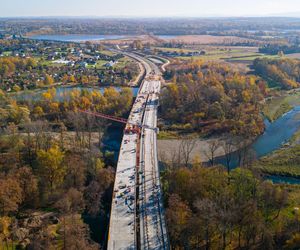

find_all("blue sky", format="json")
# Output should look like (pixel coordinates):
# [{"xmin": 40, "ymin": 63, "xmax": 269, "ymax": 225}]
[{"xmin": 1, "ymin": 0, "xmax": 300, "ymax": 17}]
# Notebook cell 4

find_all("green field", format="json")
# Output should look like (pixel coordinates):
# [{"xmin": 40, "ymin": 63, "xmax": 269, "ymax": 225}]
[
  {"xmin": 153, "ymin": 46, "xmax": 197, "ymax": 53},
  {"xmin": 176, "ymin": 52, "xmax": 279, "ymax": 62},
  {"xmin": 253, "ymin": 106, "xmax": 300, "ymax": 178},
  {"xmin": 263, "ymin": 89, "xmax": 300, "ymax": 121},
  {"xmin": 94, "ymin": 60, "xmax": 108, "ymax": 69},
  {"xmin": 113, "ymin": 57, "xmax": 134, "ymax": 69},
  {"xmin": 227, "ymin": 54, "xmax": 279, "ymax": 62},
  {"xmin": 154, "ymin": 45, "xmax": 281, "ymax": 63},
  {"xmin": 2, "ymin": 51, "xmax": 12, "ymax": 56},
  {"xmin": 253, "ymin": 144, "xmax": 300, "ymax": 178},
  {"xmin": 99, "ymin": 50, "xmax": 116, "ymax": 56}
]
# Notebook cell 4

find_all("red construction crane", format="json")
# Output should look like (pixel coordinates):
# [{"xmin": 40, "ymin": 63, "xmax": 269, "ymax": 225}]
[
  {"xmin": 78, "ymin": 109, "xmax": 129, "ymax": 124},
  {"xmin": 77, "ymin": 109, "xmax": 158, "ymax": 133},
  {"xmin": 77, "ymin": 109, "xmax": 144, "ymax": 134}
]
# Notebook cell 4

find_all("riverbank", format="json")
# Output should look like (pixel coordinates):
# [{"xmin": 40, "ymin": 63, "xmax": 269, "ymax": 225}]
[
  {"xmin": 157, "ymin": 136, "xmax": 231, "ymax": 163},
  {"xmin": 158, "ymin": 105, "xmax": 300, "ymax": 172},
  {"xmin": 252, "ymin": 117, "xmax": 300, "ymax": 179},
  {"xmin": 263, "ymin": 88, "xmax": 300, "ymax": 121}
]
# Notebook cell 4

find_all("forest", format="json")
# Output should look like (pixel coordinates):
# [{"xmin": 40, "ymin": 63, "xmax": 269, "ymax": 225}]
[
  {"xmin": 259, "ymin": 44, "xmax": 300, "ymax": 55},
  {"xmin": 253, "ymin": 58, "xmax": 300, "ymax": 89},
  {"xmin": 161, "ymin": 60, "xmax": 266, "ymax": 138},
  {"xmin": 0, "ymin": 87, "xmax": 133, "ymax": 248},
  {"xmin": 162, "ymin": 164, "xmax": 300, "ymax": 249}
]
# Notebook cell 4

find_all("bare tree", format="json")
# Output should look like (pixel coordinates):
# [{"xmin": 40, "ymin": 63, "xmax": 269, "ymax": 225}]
[
  {"xmin": 221, "ymin": 137, "xmax": 235, "ymax": 174},
  {"xmin": 170, "ymin": 145, "xmax": 182, "ymax": 168},
  {"xmin": 59, "ymin": 122, "xmax": 67, "ymax": 151},
  {"xmin": 24, "ymin": 120, "xmax": 50, "ymax": 152},
  {"xmin": 179, "ymin": 138, "xmax": 197, "ymax": 167},
  {"xmin": 204, "ymin": 139, "xmax": 220, "ymax": 166},
  {"xmin": 83, "ymin": 113, "xmax": 95, "ymax": 150},
  {"xmin": 159, "ymin": 151, "xmax": 170, "ymax": 170},
  {"xmin": 94, "ymin": 118, "xmax": 108, "ymax": 148},
  {"xmin": 67, "ymin": 112, "xmax": 85, "ymax": 150},
  {"xmin": 243, "ymin": 148, "xmax": 257, "ymax": 169},
  {"xmin": 194, "ymin": 198, "xmax": 217, "ymax": 250},
  {"xmin": 234, "ymin": 137, "xmax": 254, "ymax": 168}
]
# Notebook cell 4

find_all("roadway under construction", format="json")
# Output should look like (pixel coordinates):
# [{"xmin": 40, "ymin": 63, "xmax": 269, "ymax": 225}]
[
  {"xmin": 104, "ymin": 52, "xmax": 169, "ymax": 250},
  {"xmin": 80, "ymin": 52, "xmax": 169, "ymax": 249}
]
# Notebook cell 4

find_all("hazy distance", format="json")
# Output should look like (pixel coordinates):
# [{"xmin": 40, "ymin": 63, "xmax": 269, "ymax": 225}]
[{"xmin": 1, "ymin": 0, "xmax": 300, "ymax": 18}]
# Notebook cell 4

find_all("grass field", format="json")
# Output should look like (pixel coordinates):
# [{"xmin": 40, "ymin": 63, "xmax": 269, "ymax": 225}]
[
  {"xmin": 161, "ymin": 35, "xmax": 258, "ymax": 45},
  {"xmin": 290, "ymin": 126, "xmax": 300, "ymax": 145},
  {"xmin": 263, "ymin": 89, "xmax": 300, "ymax": 121},
  {"xmin": 2, "ymin": 51, "xmax": 12, "ymax": 56},
  {"xmin": 227, "ymin": 54, "xmax": 279, "ymax": 62},
  {"xmin": 154, "ymin": 46, "xmax": 198, "ymax": 53},
  {"xmin": 176, "ymin": 52, "xmax": 279, "ymax": 63},
  {"xmin": 157, "ymin": 130, "xmax": 182, "ymax": 140},
  {"xmin": 253, "ymin": 144, "xmax": 300, "ymax": 178},
  {"xmin": 94, "ymin": 60, "xmax": 108, "ymax": 69},
  {"xmin": 113, "ymin": 57, "xmax": 134, "ymax": 69},
  {"xmin": 155, "ymin": 45, "xmax": 281, "ymax": 63},
  {"xmin": 252, "ymin": 89, "xmax": 300, "ymax": 178},
  {"xmin": 99, "ymin": 50, "xmax": 115, "ymax": 56}
]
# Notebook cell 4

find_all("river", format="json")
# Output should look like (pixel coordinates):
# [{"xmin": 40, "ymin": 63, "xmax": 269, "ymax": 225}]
[{"xmin": 215, "ymin": 106, "xmax": 300, "ymax": 184}]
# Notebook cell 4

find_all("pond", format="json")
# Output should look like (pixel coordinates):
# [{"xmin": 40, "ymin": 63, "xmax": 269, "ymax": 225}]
[
  {"xmin": 156, "ymin": 35, "xmax": 179, "ymax": 40},
  {"xmin": 28, "ymin": 34, "xmax": 128, "ymax": 42},
  {"xmin": 13, "ymin": 86, "xmax": 139, "ymax": 102},
  {"xmin": 28, "ymin": 34, "xmax": 180, "ymax": 42}
]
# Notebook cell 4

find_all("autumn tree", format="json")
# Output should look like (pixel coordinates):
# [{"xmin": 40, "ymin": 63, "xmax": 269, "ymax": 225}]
[
  {"xmin": 0, "ymin": 178, "xmax": 22, "ymax": 215},
  {"xmin": 37, "ymin": 145, "xmax": 65, "ymax": 192},
  {"xmin": 43, "ymin": 74, "xmax": 54, "ymax": 86},
  {"xmin": 64, "ymin": 154, "xmax": 87, "ymax": 190},
  {"xmin": 13, "ymin": 167, "xmax": 38, "ymax": 208},
  {"xmin": 166, "ymin": 194, "xmax": 192, "ymax": 248}
]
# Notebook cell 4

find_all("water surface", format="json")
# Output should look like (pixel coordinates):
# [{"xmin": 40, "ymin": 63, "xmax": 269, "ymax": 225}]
[
  {"xmin": 29, "ymin": 34, "xmax": 127, "ymax": 42},
  {"xmin": 216, "ymin": 106, "xmax": 300, "ymax": 170},
  {"xmin": 14, "ymin": 86, "xmax": 139, "ymax": 102}
]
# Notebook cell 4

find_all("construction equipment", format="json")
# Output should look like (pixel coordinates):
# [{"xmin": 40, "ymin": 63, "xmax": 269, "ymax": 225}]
[{"xmin": 77, "ymin": 109, "xmax": 156, "ymax": 132}]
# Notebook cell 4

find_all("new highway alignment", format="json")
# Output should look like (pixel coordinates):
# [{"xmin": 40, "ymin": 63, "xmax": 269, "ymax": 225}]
[{"xmin": 107, "ymin": 52, "xmax": 169, "ymax": 250}]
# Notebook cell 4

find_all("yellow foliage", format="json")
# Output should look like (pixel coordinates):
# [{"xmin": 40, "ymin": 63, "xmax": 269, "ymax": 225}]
[
  {"xmin": 42, "ymin": 92, "xmax": 52, "ymax": 101},
  {"xmin": 0, "ymin": 216, "xmax": 11, "ymax": 240},
  {"xmin": 50, "ymin": 102, "xmax": 60, "ymax": 112},
  {"xmin": 80, "ymin": 96, "xmax": 92, "ymax": 109},
  {"xmin": 242, "ymin": 90, "xmax": 251, "ymax": 103},
  {"xmin": 192, "ymin": 155, "xmax": 202, "ymax": 166}
]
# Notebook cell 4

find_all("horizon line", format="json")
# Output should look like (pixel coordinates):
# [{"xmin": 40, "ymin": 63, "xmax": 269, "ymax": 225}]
[{"xmin": 1, "ymin": 15, "xmax": 300, "ymax": 19}]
